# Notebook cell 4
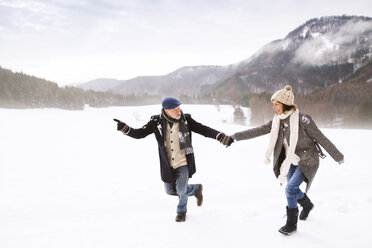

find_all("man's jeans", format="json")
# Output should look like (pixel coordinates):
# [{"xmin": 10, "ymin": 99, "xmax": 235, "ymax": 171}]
[
  {"xmin": 164, "ymin": 165, "xmax": 198, "ymax": 215},
  {"xmin": 286, "ymin": 164, "xmax": 306, "ymax": 209}
]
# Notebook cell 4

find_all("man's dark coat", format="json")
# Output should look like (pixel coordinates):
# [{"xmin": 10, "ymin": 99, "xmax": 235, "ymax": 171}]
[{"xmin": 126, "ymin": 113, "xmax": 220, "ymax": 183}]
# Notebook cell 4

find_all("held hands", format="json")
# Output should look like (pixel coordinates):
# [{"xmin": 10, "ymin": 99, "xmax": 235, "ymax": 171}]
[
  {"xmin": 216, "ymin": 133, "xmax": 234, "ymax": 147},
  {"xmin": 113, "ymin": 119, "xmax": 130, "ymax": 134}
]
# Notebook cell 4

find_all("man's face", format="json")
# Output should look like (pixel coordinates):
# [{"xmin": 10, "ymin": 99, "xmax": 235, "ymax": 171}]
[{"xmin": 165, "ymin": 106, "xmax": 181, "ymax": 120}]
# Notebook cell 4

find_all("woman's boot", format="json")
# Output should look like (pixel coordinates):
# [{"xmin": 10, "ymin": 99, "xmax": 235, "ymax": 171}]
[
  {"xmin": 278, "ymin": 207, "xmax": 298, "ymax": 235},
  {"xmin": 297, "ymin": 193, "xmax": 314, "ymax": 220}
]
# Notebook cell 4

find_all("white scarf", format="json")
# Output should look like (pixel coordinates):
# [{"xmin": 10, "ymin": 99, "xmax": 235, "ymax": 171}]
[{"xmin": 264, "ymin": 108, "xmax": 300, "ymax": 183}]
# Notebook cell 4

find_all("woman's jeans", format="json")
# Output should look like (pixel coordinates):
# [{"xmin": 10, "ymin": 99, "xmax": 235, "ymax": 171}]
[
  {"xmin": 286, "ymin": 164, "xmax": 306, "ymax": 209},
  {"xmin": 164, "ymin": 165, "xmax": 199, "ymax": 215}
]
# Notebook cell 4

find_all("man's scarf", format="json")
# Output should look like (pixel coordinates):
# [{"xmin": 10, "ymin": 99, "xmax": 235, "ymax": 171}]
[
  {"xmin": 161, "ymin": 109, "xmax": 193, "ymax": 155},
  {"xmin": 264, "ymin": 108, "xmax": 300, "ymax": 183}
]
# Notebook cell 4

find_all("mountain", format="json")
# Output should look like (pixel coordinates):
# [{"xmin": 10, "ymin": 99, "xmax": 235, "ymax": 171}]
[
  {"xmin": 78, "ymin": 78, "xmax": 124, "ymax": 92},
  {"xmin": 303, "ymin": 60, "xmax": 372, "ymax": 105},
  {"xmin": 297, "ymin": 60, "xmax": 372, "ymax": 128},
  {"xmin": 77, "ymin": 15, "xmax": 372, "ymax": 98},
  {"xmin": 211, "ymin": 15, "xmax": 372, "ymax": 97},
  {"xmin": 246, "ymin": 60, "xmax": 372, "ymax": 128},
  {"xmin": 112, "ymin": 65, "xmax": 238, "ymax": 96}
]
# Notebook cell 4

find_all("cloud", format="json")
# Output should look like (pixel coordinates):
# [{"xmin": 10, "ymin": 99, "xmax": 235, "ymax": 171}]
[
  {"xmin": 291, "ymin": 19, "xmax": 372, "ymax": 65},
  {"xmin": 1, "ymin": 0, "xmax": 372, "ymax": 84}
]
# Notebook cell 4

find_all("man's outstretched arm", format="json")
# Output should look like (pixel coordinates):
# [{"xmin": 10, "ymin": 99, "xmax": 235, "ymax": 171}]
[{"xmin": 113, "ymin": 116, "xmax": 157, "ymax": 139}]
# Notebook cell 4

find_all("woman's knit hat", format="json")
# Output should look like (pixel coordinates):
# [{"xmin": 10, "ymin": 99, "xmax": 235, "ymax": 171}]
[{"xmin": 271, "ymin": 85, "xmax": 296, "ymax": 106}]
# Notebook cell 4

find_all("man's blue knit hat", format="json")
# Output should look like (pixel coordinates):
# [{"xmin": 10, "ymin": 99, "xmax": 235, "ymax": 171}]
[{"xmin": 162, "ymin": 97, "xmax": 181, "ymax": 109}]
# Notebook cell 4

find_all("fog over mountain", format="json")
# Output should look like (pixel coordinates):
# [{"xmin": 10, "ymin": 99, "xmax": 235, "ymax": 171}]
[
  {"xmin": 78, "ymin": 78, "xmax": 124, "ymax": 92},
  {"xmin": 288, "ymin": 17, "xmax": 372, "ymax": 67}
]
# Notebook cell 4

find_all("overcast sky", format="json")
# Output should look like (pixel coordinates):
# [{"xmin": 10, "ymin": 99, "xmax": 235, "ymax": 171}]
[{"xmin": 0, "ymin": 0, "xmax": 371, "ymax": 85}]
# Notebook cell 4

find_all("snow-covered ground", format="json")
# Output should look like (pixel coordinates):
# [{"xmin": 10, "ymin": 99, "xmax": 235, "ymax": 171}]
[{"xmin": 0, "ymin": 105, "xmax": 371, "ymax": 248}]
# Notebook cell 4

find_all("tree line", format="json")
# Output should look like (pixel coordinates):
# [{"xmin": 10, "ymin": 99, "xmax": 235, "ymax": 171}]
[
  {"xmin": 1, "ymin": 64, "xmax": 371, "ymax": 129},
  {"xmin": 0, "ymin": 67, "xmax": 162, "ymax": 110}
]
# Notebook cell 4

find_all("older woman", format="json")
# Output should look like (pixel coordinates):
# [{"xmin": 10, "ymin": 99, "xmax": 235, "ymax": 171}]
[{"xmin": 225, "ymin": 85, "xmax": 344, "ymax": 235}]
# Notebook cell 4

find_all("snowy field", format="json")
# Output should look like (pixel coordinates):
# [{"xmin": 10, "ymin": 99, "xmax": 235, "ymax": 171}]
[{"xmin": 0, "ymin": 104, "xmax": 371, "ymax": 248}]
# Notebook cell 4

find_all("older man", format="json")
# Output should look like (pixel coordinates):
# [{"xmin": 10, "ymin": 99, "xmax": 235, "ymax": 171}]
[{"xmin": 114, "ymin": 97, "xmax": 231, "ymax": 222}]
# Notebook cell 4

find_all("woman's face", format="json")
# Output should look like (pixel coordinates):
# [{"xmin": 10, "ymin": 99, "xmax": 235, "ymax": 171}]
[{"xmin": 272, "ymin": 100, "xmax": 283, "ymax": 115}]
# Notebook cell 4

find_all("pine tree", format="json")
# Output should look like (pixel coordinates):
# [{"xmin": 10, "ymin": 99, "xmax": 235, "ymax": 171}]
[{"xmin": 233, "ymin": 106, "xmax": 246, "ymax": 125}]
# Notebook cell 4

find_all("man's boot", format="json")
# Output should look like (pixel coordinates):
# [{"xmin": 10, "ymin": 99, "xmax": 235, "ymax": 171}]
[
  {"xmin": 278, "ymin": 207, "xmax": 298, "ymax": 235},
  {"xmin": 195, "ymin": 184, "xmax": 203, "ymax": 206},
  {"xmin": 297, "ymin": 193, "xmax": 314, "ymax": 220},
  {"xmin": 175, "ymin": 214, "xmax": 186, "ymax": 222}
]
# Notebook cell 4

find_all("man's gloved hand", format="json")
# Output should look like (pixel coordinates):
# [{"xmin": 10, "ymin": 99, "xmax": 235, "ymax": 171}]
[
  {"xmin": 216, "ymin": 132, "xmax": 225, "ymax": 142},
  {"xmin": 113, "ymin": 119, "xmax": 130, "ymax": 133},
  {"xmin": 216, "ymin": 133, "xmax": 234, "ymax": 147}
]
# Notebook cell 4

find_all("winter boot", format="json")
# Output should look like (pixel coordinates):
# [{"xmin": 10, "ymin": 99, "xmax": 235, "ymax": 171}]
[
  {"xmin": 175, "ymin": 214, "xmax": 186, "ymax": 222},
  {"xmin": 278, "ymin": 207, "xmax": 298, "ymax": 235},
  {"xmin": 195, "ymin": 184, "xmax": 203, "ymax": 206},
  {"xmin": 297, "ymin": 193, "xmax": 314, "ymax": 220}
]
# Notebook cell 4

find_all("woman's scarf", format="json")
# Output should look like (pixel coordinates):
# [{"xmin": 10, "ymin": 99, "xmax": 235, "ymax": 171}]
[
  {"xmin": 161, "ymin": 109, "xmax": 193, "ymax": 155},
  {"xmin": 264, "ymin": 108, "xmax": 300, "ymax": 183}
]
